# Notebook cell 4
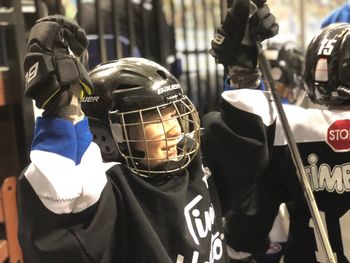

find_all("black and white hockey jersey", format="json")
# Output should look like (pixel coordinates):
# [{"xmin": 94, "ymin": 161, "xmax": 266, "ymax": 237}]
[
  {"xmin": 17, "ymin": 117, "xmax": 227, "ymax": 263},
  {"xmin": 202, "ymin": 89, "xmax": 350, "ymax": 263}
]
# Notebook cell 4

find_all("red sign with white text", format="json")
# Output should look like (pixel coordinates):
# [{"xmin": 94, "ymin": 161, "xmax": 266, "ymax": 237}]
[{"xmin": 326, "ymin": 119, "xmax": 350, "ymax": 152}]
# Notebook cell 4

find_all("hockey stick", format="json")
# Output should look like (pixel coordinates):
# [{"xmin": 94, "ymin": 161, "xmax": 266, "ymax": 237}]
[
  {"xmin": 220, "ymin": 0, "xmax": 228, "ymax": 23},
  {"xmin": 256, "ymin": 41, "xmax": 336, "ymax": 263},
  {"xmin": 219, "ymin": 1, "xmax": 336, "ymax": 262},
  {"xmin": 248, "ymin": 2, "xmax": 336, "ymax": 262}
]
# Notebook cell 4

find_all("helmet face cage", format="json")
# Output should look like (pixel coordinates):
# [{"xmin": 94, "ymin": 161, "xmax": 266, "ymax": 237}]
[
  {"xmin": 305, "ymin": 23, "xmax": 350, "ymax": 106},
  {"xmin": 110, "ymin": 95, "xmax": 200, "ymax": 178}
]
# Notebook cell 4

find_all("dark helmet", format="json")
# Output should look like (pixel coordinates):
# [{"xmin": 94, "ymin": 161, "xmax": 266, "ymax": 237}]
[
  {"xmin": 304, "ymin": 23, "xmax": 350, "ymax": 106},
  {"xmin": 265, "ymin": 41, "xmax": 304, "ymax": 89},
  {"xmin": 81, "ymin": 61, "xmax": 119, "ymax": 162},
  {"xmin": 83, "ymin": 57, "xmax": 200, "ymax": 178}
]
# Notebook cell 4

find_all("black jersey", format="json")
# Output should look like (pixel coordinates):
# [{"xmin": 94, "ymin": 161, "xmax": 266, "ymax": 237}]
[
  {"xmin": 202, "ymin": 89, "xmax": 350, "ymax": 263},
  {"xmin": 17, "ymin": 117, "xmax": 227, "ymax": 263}
]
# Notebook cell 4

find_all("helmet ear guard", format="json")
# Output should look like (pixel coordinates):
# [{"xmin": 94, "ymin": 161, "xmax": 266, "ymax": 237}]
[
  {"xmin": 108, "ymin": 110, "xmax": 138, "ymax": 161},
  {"xmin": 108, "ymin": 110, "xmax": 124, "ymax": 144},
  {"xmin": 87, "ymin": 117, "xmax": 122, "ymax": 162}
]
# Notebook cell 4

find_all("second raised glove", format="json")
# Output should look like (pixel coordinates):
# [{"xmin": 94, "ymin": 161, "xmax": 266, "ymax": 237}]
[{"xmin": 210, "ymin": 0, "xmax": 279, "ymax": 68}]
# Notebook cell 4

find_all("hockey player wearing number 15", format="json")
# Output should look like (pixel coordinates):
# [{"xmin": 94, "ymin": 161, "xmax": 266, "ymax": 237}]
[
  {"xmin": 16, "ymin": 6, "xmax": 278, "ymax": 263},
  {"xmin": 206, "ymin": 7, "xmax": 350, "ymax": 262}
]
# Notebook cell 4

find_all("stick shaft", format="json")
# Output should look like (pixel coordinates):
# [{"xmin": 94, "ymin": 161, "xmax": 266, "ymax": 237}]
[
  {"xmin": 256, "ymin": 41, "xmax": 336, "ymax": 263},
  {"xmin": 219, "ymin": 1, "xmax": 337, "ymax": 261}
]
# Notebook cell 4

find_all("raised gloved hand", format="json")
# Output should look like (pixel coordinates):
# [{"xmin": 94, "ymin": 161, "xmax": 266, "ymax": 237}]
[
  {"xmin": 210, "ymin": 0, "xmax": 279, "ymax": 68},
  {"xmin": 24, "ymin": 15, "xmax": 93, "ymax": 118}
]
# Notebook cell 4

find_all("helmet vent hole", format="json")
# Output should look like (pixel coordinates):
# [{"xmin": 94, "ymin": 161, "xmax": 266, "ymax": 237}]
[
  {"xmin": 105, "ymin": 146, "xmax": 111, "ymax": 152},
  {"xmin": 156, "ymin": 70, "xmax": 167, "ymax": 80},
  {"xmin": 101, "ymin": 136, "xmax": 106, "ymax": 142}
]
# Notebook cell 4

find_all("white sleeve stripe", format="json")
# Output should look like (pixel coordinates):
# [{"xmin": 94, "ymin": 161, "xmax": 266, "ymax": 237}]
[
  {"xmin": 26, "ymin": 143, "xmax": 109, "ymax": 214},
  {"xmin": 222, "ymin": 89, "xmax": 276, "ymax": 126}
]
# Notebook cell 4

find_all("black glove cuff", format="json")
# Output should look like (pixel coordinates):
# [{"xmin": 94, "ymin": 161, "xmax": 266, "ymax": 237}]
[
  {"xmin": 228, "ymin": 66, "xmax": 261, "ymax": 89},
  {"xmin": 33, "ymin": 75, "xmax": 63, "ymax": 109},
  {"xmin": 231, "ymin": 45, "xmax": 258, "ymax": 68}
]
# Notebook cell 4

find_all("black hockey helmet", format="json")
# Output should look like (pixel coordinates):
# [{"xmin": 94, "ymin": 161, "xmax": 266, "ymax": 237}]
[
  {"xmin": 265, "ymin": 41, "xmax": 304, "ymax": 89},
  {"xmin": 83, "ymin": 57, "xmax": 200, "ymax": 178},
  {"xmin": 304, "ymin": 23, "xmax": 350, "ymax": 106},
  {"xmin": 81, "ymin": 61, "xmax": 119, "ymax": 162}
]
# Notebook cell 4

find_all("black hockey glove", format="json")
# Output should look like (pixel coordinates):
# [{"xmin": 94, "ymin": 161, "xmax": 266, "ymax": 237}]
[
  {"xmin": 210, "ymin": 0, "xmax": 279, "ymax": 68},
  {"xmin": 24, "ymin": 15, "xmax": 93, "ymax": 110}
]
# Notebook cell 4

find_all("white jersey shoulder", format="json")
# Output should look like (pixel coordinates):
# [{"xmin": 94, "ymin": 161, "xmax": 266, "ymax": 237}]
[{"xmin": 221, "ymin": 89, "xmax": 350, "ymax": 145}]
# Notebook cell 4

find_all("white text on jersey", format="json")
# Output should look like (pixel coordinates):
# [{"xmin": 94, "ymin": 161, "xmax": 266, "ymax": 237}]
[{"xmin": 305, "ymin": 153, "xmax": 350, "ymax": 193}]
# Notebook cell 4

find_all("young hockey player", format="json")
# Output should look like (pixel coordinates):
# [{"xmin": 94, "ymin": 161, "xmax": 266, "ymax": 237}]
[
  {"xmin": 264, "ymin": 41, "xmax": 306, "ymax": 105},
  {"xmin": 17, "ymin": 5, "xmax": 277, "ymax": 262},
  {"xmin": 207, "ymin": 1, "xmax": 350, "ymax": 261}
]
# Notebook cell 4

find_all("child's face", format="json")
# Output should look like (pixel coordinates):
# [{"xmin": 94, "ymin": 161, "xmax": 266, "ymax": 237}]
[{"xmin": 131, "ymin": 106, "xmax": 182, "ymax": 168}]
